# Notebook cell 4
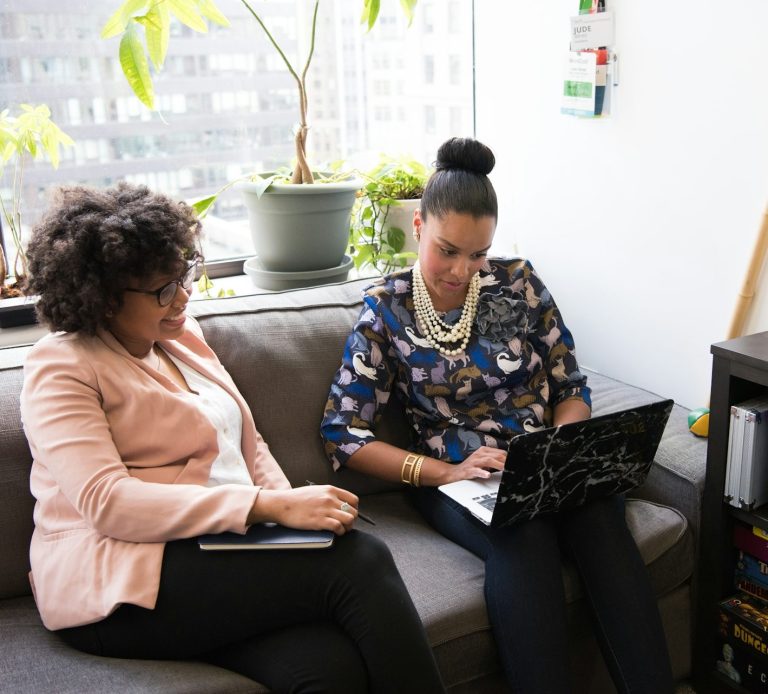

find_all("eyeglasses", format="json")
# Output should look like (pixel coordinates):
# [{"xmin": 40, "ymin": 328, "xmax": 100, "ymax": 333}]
[{"xmin": 124, "ymin": 259, "xmax": 200, "ymax": 307}]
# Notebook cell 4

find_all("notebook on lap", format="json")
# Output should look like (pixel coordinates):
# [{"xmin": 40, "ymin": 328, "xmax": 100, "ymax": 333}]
[{"xmin": 439, "ymin": 399, "xmax": 674, "ymax": 528}]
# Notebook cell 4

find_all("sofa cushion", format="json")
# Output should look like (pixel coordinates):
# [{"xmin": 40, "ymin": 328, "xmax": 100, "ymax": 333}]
[
  {"xmin": 361, "ymin": 490, "xmax": 693, "ymax": 688},
  {"xmin": 587, "ymin": 370, "xmax": 707, "ymax": 543},
  {"xmin": 190, "ymin": 280, "xmax": 409, "ymax": 496},
  {"xmin": 0, "ymin": 597, "xmax": 264, "ymax": 694},
  {"xmin": 0, "ymin": 278, "xmax": 699, "ymax": 692},
  {"xmin": 0, "ymin": 486, "xmax": 692, "ymax": 694},
  {"xmin": 0, "ymin": 365, "xmax": 35, "ymax": 599}
]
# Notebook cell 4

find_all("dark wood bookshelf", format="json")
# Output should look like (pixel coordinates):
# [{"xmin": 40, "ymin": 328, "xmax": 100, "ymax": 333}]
[{"xmin": 693, "ymin": 332, "xmax": 768, "ymax": 693}]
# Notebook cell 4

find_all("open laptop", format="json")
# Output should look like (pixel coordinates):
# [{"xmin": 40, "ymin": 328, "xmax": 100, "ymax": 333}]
[{"xmin": 439, "ymin": 399, "xmax": 674, "ymax": 528}]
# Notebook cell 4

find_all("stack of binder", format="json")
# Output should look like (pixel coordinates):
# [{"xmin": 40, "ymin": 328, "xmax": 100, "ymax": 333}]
[{"xmin": 725, "ymin": 396, "xmax": 768, "ymax": 510}]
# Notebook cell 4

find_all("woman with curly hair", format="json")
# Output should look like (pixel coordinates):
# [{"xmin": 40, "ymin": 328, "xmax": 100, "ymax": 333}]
[
  {"xmin": 321, "ymin": 138, "xmax": 674, "ymax": 693},
  {"xmin": 20, "ymin": 182, "xmax": 444, "ymax": 693}
]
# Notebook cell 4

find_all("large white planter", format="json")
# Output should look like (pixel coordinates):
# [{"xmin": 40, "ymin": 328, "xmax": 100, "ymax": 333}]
[
  {"xmin": 380, "ymin": 198, "xmax": 420, "ymax": 263},
  {"xmin": 238, "ymin": 177, "xmax": 362, "ymax": 273}
]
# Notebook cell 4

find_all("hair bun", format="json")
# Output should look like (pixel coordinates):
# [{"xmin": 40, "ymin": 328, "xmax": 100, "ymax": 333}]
[{"xmin": 435, "ymin": 137, "xmax": 495, "ymax": 176}]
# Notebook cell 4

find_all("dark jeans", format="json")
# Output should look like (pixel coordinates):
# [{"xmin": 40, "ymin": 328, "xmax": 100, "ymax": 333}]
[
  {"xmin": 58, "ymin": 530, "xmax": 444, "ymax": 694},
  {"xmin": 411, "ymin": 489, "xmax": 674, "ymax": 694}
]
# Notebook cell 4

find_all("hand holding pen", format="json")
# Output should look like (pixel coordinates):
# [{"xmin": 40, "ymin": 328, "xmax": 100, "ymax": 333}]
[{"xmin": 305, "ymin": 480, "xmax": 376, "ymax": 525}]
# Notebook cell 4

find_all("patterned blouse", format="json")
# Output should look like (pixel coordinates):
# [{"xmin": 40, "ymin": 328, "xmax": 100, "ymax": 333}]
[{"xmin": 320, "ymin": 258, "xmax": 591, "ymax": 469}]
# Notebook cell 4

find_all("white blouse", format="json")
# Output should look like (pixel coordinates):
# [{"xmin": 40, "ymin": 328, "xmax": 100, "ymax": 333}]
[{"xmin": 165, "ymin": 351, "xmax": 252, "ymax": 487}]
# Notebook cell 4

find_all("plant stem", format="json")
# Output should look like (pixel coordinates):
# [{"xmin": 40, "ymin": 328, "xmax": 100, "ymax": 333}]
[
  {"xmin": 1, "ymin": 157, "xmax": 28, "ymax": 281},
  {"xmin": 238, "ymin": 0, "xmax": 319, "ymax": 184},
  {"xmin": 0, "ymin": 236, "xmax": 6, "ymax": 286}
]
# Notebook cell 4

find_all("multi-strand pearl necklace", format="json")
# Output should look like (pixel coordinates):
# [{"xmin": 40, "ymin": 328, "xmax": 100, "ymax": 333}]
[{"xmin": 412, "ymin": 263, "xmax": 481, "ymax": 356}]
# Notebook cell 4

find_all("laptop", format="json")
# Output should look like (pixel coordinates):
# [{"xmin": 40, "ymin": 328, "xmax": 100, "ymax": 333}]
[{"xmin": 438, "ymin": 399, "xmax": 674, "ymax": 528}]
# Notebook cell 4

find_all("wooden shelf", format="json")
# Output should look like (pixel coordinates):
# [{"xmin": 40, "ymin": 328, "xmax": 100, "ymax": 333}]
[{"xmin": 693, "ymin": 331, "xmax": 768, "ymax": 693}]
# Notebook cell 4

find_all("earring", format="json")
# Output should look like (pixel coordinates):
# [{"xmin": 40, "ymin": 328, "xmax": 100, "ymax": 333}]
[{"xmin": 413, "ymin": 231, "xmax": 420, "ymax": 241}]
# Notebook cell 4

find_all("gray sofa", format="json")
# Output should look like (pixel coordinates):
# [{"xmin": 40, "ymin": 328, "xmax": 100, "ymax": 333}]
[{"xmin": 0, "ymin": 278, "xmax": 707, "ymax": 693}]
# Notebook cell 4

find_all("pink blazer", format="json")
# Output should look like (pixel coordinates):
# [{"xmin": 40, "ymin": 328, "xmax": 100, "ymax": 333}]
[{"xmin": 20, "ymin": 318, "xmax": 291, "ymax": 630}]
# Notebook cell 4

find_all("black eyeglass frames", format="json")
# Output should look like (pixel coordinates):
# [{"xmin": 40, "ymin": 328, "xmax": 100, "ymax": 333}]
[{"xmin": 124, "ymin": 259, "xmax": 201, "ymax": 307}]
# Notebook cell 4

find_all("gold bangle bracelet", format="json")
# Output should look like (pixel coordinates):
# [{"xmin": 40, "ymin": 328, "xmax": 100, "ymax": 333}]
[
  {"xmin": 401, "ymin": 453, "xmax": 420, "ymax": 485},
  {"xmin": 412, "ymin": 456, "xmax": 424, "ymax": 487}
]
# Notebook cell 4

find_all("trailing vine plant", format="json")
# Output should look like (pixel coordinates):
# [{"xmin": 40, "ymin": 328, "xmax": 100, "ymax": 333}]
[{"xmin": 350, "ymin": 156, "xmax": 430, "ymax": 275}]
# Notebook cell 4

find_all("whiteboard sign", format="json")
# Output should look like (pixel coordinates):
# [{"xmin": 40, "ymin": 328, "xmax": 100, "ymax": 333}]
[{"xmin": 570, "ymin": 12, "xmax": 615, "ymax": 50}]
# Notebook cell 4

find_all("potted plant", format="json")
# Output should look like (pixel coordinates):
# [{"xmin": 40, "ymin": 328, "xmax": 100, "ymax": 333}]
[
  {"xmin": 0, "ymin": 104, "xmax": 74, "ymax": 327},
  {"xmin": 102, "ymin": 0, "xmax": 418, "ymax": 284},
  {"xmin": 349, "ymin": 155, "xmax": 430, "ymax": 276}
]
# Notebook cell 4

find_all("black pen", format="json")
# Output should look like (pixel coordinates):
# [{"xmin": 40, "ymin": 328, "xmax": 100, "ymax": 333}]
[{"xmin": 305, "ymin": 480, "xmax": 376, "ymax": 525}]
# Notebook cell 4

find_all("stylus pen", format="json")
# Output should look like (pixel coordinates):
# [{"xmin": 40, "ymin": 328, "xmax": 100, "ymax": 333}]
[{"xmin": 305, "ymin": 480, "xmax": 376, "ymax": 525}]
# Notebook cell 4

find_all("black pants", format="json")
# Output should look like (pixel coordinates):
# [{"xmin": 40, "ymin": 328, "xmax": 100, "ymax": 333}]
[
  {"xmin": 412, "ymin": 490, "xmax": 674, "ymax": 694},
  {"xmin": 58, "ymin": 531, "xmax": 444, "ymax": 694}
]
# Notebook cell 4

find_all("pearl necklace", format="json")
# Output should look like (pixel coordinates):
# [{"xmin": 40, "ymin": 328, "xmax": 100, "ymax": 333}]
[{"xmin": 412, "ymin": 263, "xmax": 481, "ymax": 356}]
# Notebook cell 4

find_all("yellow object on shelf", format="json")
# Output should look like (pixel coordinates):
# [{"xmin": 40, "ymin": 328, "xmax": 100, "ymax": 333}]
[{"xmin": 688, "ymin": 408, "xmax": 710, "ymax": 438}]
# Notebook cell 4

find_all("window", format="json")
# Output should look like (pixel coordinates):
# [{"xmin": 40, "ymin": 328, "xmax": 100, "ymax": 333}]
[
  {"xmin": 424, "ymin": 55, "xmax": 435, "ymax": 85},
  {"xmin": 449, "ymin": 56, "xmax": 461, "ymax": 86},
  {"xmin": 0, "ymin": 0, "xmax": 475, "ymax": 268},
  {"xmin": 425, "ymin": 105, "xmax": 436, "ymax": 134}
]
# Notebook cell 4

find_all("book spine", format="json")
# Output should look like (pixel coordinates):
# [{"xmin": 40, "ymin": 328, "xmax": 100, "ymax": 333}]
[
  {"xmin": 726, "ymin": 406, "xmax": 740, "ymax": 504},
  {"xmin": 716, "ymin": 632, "xmax": 768, "ymax": 693},
  {"xmin": 735, "ymin": 524, "xmax": 768, "ymax": 564},
  {"xmin": 737, "ymin": 576, "xmax": 768, "ymax": 604},
  {"xmin": 738, "ymin": 551, "xmax": 768, "ymax": 587},
  {"xmin": 719, "ymin": 597, "xmax": 768, "ymax": 658}
]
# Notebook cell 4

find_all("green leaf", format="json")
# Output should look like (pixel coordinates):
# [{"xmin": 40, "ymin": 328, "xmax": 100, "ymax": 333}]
[
  {"xmin": 399, "ymin": 0, "xmax": 418, "ymax": 27},
  {"xmin": 191, "ymin": 194, "xmax": 218, "ymax": 218},
  {"xmin": 40, "ymin": 129, "xmax": 61, "ymax": 168},
  {"xmin": 119, "ymin": 22, "xmax": 155, "ymax": 109},
  {"xmin": 1, "ymin": 141, "xmax": 16, "ymax": 165},
  {"xmin": 137, "ymin": 3, "xmax": 170, "ymax": 70},
  {"xmin": 167, "ymin": 0, "xmax": 209, "ymax": 33},
  {"xmin": 250, "ymin": 174, "xmax": 277, "ymax": 199},
  {"xmin": 101, "ymin": 0, "xmax": 149, "ymax": 38},
  {"xmin": 197, "ymin": 0, "xmax": 230, "ymax": 27},
  {"xmin": 385, "ymin": 226, "xmax": 406, "ymax": 252},
  {"xmin": 360, "ymin": 0, "xmax": 380, "ymax": 31},
  {"xmin": 39, "ymin": 117, "xmax": 75, "ymax": 169},
  {"xmin": 353, "ymin": 244, "xmax": 375, "ymax": 270},
  {"xmin": 197, "ymin": 273, "xmax": 214, "ymax": 292}
]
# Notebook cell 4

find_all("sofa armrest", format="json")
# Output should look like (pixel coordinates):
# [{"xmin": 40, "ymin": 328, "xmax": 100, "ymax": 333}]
[
  {"xmin": 585, "ymin": 369, "xmax": 707, "ymax": 543},
  {"xmin": 634, "ymin": 405, "xmax": 707, "ymax": 543}
]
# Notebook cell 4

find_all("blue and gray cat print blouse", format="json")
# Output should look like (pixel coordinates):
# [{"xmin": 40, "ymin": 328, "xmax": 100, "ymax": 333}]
[{"xmin": 320, "ymin": 258, "xmax": 591, "ymax": 469}]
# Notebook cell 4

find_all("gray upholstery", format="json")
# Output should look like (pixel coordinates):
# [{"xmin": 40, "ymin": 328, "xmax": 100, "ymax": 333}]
[{"xmin": 0, "ymin": 277, "xmax": 706, "ymax": 692}]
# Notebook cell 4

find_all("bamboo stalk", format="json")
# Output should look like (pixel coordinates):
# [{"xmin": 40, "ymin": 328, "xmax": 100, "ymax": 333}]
[{"xmin": 727, "ymin": 205, "xmax": 768, "ymax": 340}]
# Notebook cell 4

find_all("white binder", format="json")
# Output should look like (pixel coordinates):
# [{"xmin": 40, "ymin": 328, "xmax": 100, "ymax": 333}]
[
  {"xmin": 737, "ymin": 396, "xmax": 768, "ymax": 510},
  {"xmin": 725, "ymin": 405, "xmax": 745, "ymax": 508},
  {"xmin": 724, "ymin": 396, "xmax": 768, "ymax": 509}
]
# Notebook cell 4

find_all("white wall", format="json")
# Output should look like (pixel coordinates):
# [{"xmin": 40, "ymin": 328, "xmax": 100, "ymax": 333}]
[{"xmin": 474, "ymin": 0, "xmax": 768, "ymax": 409}]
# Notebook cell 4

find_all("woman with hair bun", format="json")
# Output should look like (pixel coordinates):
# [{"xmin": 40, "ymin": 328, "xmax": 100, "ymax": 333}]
[
  {"xmin": 21, "ymin": 182, "xmax": 444, "ymax": 693},
  {"xmin": 322, "ymin": 137, "xmax": 673, "ymax": 693}
]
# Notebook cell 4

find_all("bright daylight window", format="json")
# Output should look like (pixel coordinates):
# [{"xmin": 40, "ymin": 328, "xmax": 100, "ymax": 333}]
[{"xmin": 0, "ymin": 0, "xmax": 475, "ymax": 272}]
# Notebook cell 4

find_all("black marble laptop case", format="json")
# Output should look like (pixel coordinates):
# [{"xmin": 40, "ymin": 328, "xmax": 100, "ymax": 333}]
[{"xmin": 490, "ymin": 399, "xmax": 674, "ymax": 528}]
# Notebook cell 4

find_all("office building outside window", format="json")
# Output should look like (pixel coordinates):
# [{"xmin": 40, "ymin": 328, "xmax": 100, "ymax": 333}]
[{"xmin": 0, "ymin": 0, "xmax": 474, "ymax": 267}]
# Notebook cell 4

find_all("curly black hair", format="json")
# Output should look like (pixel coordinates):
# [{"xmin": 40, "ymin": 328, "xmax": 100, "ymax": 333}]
[{"xmin": 25, "ymin": 182, "xmax": 201, "ymax": 334}]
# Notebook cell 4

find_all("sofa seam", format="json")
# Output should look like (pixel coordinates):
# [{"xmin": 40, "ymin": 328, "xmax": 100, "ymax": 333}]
[
  {"xmin": 430, "ymin": 623, "xmax": 493, "ymax": 649},
  {"xmin": 192, "ymin": 299, "xmax": 365, "ymax": 320}
]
